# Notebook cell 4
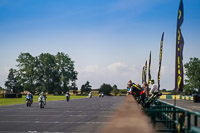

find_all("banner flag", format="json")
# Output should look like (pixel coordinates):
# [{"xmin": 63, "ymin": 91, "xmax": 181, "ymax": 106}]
[
  {"xmin": 175, "ymin": 0, "xmax": 184, "ymax": 91},
  {"xmin": 145, "ymin": 60, "xmax": 147, "ymax": 83},
  {"xmin": 142, "ymin": 66, "xmax": 145, "ymax": 83},
  {"xmin": 148, "ymin": 52, "xmax": 151, "ymax": 87},
  {"xmin": 158, "ymin": 32, "xmax": 164, "ymax": 91}
]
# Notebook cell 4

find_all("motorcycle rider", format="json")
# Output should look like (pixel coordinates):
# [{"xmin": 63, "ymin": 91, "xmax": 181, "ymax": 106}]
[
  {"xmin": 38, "ymin": 92, "xmax": 46, "ymax": 105},
  {"xmin": 89, "ymin": 91, "xmax": 92, "ymax": 98},
  {"xmin": 66, "ymin": 92, "xmax": 70, "ymax": 101},
  {"xmin": 26, "ymin": 92, "xmax": 32, "ymax": 104},
  {"xmin": 127, "ymin": 80, "xmax": 145, "ymax": 103},
  {"xmin": 101, "ymin": 93, "xmax": 104, "ymax": 97}
]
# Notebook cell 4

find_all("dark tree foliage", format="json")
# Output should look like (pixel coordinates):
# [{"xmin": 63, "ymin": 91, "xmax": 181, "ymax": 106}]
[
  {"xmin": 112, "ymin": 84, "xmax": 119, "ymax": 96},
  {"xmin": 70, "ymin": 81, "xmax": 78, "ymax": 94},
  {"xmin": 184, "ymin": 57, "xmax": 200, "ymax": 94},
  {"xmin": 81, "ymin": 81, "xmax": 92, "ymax": 94},
  {"xmin": 5, "ymin": 68, "xmax": 24, "ymax": 93},
  {"xmin": 5, "ymin": 52, "xmax": 78, "ymax": 94},
  {"xmin": 99, "ymin": 83, "xmax": 113, "ymax": 95}
]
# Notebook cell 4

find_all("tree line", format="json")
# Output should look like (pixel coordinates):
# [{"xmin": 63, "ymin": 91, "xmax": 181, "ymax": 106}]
[
  {"xmin": 5, "ymin": 52, "xmax": 78, "ymax": 94},
  {"xmin": 80, "ymin": 81, "xmax": 124, "ymax": 96},
  {"xmin": 3, "ymin": 52, "xmax": 200, "ymax": 95}
]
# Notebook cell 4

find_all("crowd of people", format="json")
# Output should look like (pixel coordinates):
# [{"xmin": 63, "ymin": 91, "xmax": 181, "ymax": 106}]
[{"xmin": 127, "ymin": 79, "xmax": 161, "ymax": 108}]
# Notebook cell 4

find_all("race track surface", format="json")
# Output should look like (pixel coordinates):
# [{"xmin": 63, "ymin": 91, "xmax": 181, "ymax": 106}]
[
  {"xmin": 0, "ymin": 96, "xmax": 125, "ymax": 133},
  {"xmin": 160, "ymin": 99, "xmax": 200, "ymax": 112}
]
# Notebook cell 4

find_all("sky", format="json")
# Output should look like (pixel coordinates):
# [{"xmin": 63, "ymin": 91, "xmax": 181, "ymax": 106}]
[{"xmin": 0, "ymin": 0, "xmax": 200, "ymax": 90}]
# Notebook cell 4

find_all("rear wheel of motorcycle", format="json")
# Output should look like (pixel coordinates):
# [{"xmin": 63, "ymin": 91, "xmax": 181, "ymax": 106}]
[{"xmin": 40, "ymin": 102, "xmax": 42, "ymax": 108}]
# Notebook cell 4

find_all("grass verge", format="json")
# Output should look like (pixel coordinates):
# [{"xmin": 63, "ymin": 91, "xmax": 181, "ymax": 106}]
[{"xmin": 0, "ymin": 95, "xmax": 87, "ymax": 106}]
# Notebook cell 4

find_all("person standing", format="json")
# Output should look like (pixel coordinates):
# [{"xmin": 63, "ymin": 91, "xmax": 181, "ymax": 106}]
[
  {"xmin": 127, "ymin": 80, "xmax": 133, "ymax": 95},
  {"xmin": 150, "ymin": 80, "xmax": 158, "ymax": 94},
  {"xmin": 142, "ymin": 82, "xmax": 148, "ymax": 97}
]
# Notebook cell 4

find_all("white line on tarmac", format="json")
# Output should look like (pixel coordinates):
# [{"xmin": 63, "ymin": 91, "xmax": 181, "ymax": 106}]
[
  {"xmin": 0, "ymin": 131, "xmax": 92, "ymax": 133},
  {"xmin": 0, "ymin": 110, "xmax": 115, "ymax": 113},
  {"xmin": 0, "ymin": 114, "xmax": 114, "ymax": 117},
  {"xmin": 0, "ymin": 120, "xmax": 110, "ymax": 124}
]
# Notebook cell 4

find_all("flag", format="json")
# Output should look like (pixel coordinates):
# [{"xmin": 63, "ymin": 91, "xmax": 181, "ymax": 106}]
[
  {"xmin": 158, "ymin": 32, "xmax": 164, "ymax": 91},
  {"xmin": 148, "ymin": 52, "xmax": 151, "ymax": 87},
  {"xmin": 144, "ymin": 60, "xmax": 147, "ymax": 83},
  {"xmin": 175, "ymin": 0, "xmax": 184, "ymax": 91},
  {"xmin": 142, "ymin": 66, "xmax": 145, "ymax": 83}
]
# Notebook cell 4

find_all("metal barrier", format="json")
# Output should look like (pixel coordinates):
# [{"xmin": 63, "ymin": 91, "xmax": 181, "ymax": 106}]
[{"xmin": 145, "ymin": 99, "xmax": 200, "ymax": 133}]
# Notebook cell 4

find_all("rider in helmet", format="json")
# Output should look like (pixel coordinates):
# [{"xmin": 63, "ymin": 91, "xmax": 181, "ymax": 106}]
[
  {"xmin": 26, "ymin": 92, "xmax": 32, "ymax": 101},
  {"xmin": 127, "ymin": 80, "xmax": 145, "ymax": 103},
  {"xmin": 39, "ymin": 92, "xmax": 47, "ymax": 105}
]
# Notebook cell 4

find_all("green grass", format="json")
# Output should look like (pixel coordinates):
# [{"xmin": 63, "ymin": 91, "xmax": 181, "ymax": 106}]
[{"xmin": 0, "ymin": 95, "xmax": 87, "ymax": 106}]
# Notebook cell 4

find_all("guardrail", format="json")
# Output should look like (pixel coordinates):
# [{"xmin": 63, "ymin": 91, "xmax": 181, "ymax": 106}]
[{"xmin": 145, "ymin": 99, "xmax": 200, "ymax": 133}]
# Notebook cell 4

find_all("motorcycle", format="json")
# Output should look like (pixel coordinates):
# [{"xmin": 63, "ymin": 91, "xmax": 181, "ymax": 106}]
[
  {"xmin": 66, "ymin": 93, "xmax": 70, "ymax": 102},
  {"xmin": 142, "ymin": 92, "xmax": 162, "ymax": 108},
  {"xmin": 38, "ymin": 95, "xmax": 46, "ymax": 108},
  {"xmin": 99, "ymin": 93, "xmax": 104, "ymax": 98},
  {"xmin": 89, "ymin": 92, "xmax": 92, "ymax": 98},
  {"xmin": 26, "ymin": 98, "xmax": 32, "ymax": 107}
]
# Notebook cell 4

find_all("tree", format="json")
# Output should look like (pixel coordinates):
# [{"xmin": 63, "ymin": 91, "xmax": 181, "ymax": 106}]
[
  {"xmin": 119, "ymin": 89, "xmax": 127, "ymax": 95},
  {"xmin": 5, "ymin": 68, "xmax": 23, "ymax": 93},
  {"xmin": 161, "ymin": 89, "xmax": 167, "ymax": 92},
  {"xmin": 112, "ymin": 84, "xmax": 119, "ymax": 96},
  {"xmin": 184, "ymin": 57, "xmax": 200, "ymax": 93},
  {"xmin": 99, "ymin": 83, "xmax": 113, "ymax": 95},
  {"xmin": 16, "ymin": 53, "xmax": 36, "ymax": 93},
  {"xmin": 5, "ymin": 52, "xmax": 78, "ymax": 94},
  {"xmin": 70, "ymin": 81, "xmax": 78, "ymax": 94},
  {"xmin": 81, "ymin": 81, "xmax": 92, "ymax": 94},
  {"xmin": 55, "ymin": 52, "xmax": 78, "ymax": 94}
]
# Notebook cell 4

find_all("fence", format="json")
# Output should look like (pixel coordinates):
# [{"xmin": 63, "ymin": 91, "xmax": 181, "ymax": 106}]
[{"xmin": 145, "ymin": 99, "xmax": 200, "ymax": 133}]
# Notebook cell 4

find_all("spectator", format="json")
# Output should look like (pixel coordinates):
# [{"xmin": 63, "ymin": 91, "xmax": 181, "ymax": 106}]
[
  {"xmin": 142, "ymin": 82, "xmax": 148, "ymax": 97},
  {"xmin": 150, "ymin": 80, "xmax": 158, "ymax": 94}
]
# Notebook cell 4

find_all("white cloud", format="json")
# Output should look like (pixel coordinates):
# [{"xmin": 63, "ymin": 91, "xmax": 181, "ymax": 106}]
[
  {"xmin": 76, "ymin": 62, "xmax": 142, "ymax": 89},
  {"xmin": 76, "ymin": 62, "xmax": 176, "ymax": 90},
  {"xmin": 107, "ymin": 62, "xmax": 128, "ymax": 72}
]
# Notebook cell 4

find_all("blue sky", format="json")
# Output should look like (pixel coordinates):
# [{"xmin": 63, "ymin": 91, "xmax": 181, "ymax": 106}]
[{"xmin": 0, "ymin": 0, "xmax": 200, "ymax": 90}]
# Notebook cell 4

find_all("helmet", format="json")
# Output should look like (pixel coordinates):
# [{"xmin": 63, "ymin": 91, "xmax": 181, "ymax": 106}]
[{"xmin": 127, "ymin": 80, "xmax": 132, "ymax": 85}]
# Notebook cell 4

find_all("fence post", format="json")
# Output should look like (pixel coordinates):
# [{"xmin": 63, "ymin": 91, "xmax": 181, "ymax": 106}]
[
  {"xmin": 187, "ymin": 113, "xmax": 191, "ymax": 130},
  {"xmin": 178, "ymin": 112, "xmax": 185, "ymax": 133},
  {"xmin": 194, "ymin": 115, "xmax": 198, "ymax": 127},
  {"xmin": 173, "ymin": 106, "xmax": 177, "ymax": 133}
]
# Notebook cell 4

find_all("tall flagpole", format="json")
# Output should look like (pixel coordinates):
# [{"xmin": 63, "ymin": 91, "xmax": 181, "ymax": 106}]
[{"xmin": 175, "ymin": 0, "xmax": 184, "ymax": 105}]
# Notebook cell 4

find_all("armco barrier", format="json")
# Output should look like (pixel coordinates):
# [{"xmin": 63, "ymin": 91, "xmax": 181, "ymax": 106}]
[{"xmin": 145, "ymin": 99, "xmax": 200, "ymax": 133}]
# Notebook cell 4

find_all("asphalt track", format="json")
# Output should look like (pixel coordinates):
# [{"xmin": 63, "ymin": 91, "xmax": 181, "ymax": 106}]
[
  {"xmin": 160, "ymin": 99, "xmax": 200, "ymax": 112},
  {"xmin": 0, "ymin": 96, "xmax": 125, "ymax": 133}
]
